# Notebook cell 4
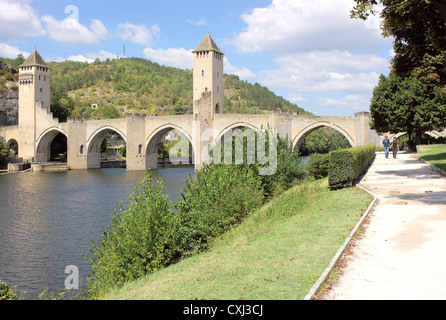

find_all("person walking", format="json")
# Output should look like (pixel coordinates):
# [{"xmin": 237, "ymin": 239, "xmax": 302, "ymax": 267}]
[
  {"xmin": 392, "ymin": 137, "xmax": 399, "ymax": 159},
  {"xmin": 382, "ymin": 136, "xmax": 390, "ymax": 158}
]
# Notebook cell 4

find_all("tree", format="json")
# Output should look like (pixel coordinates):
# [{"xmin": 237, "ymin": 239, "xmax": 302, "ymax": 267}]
[
  {"xmin": 351, "ymin": 0, "xmax": 446, "ymax": 87},
  {"xmin": 13, "ymin": 54, "xmax": 25, "ymax": 67},
  {"xmin": 370, "ymin": 72, "xmax": 446, "ymax": 148},
  {"xmin": 0, "ymin": 137, "xmax": 9, "ymax": 168}
]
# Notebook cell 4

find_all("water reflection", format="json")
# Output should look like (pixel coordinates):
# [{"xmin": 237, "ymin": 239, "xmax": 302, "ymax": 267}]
[{"xmin": 0, "ymin": 168, "xmax": 193, "ymax": 299}]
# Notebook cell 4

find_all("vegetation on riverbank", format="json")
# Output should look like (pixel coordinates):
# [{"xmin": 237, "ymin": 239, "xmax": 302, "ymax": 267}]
[
  {"xmin": 84, "ymin": 130, "xmax": 306, "ymax": 298},
  {"xmin": 82, "ymin": 128, "xmax": 374, "ymax": 299},
  {"xmin": 415, "ymin": 144, "xmax": 446, "ymax": 172},
  {"xmin": 0, "ymin": 279, "xmax": 19, "ymax": 300},
  {"xmin": 101, "ymin": 179, "xmax": 372, "ymax": 300}
]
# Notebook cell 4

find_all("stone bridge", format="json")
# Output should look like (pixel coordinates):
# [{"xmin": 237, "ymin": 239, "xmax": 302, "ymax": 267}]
[
  {"xmin": 0, "ymin": 35, "xmax": 390, "ymax": 172},
  {"xmin": 1, "ymin": 104, "xmax": 382, "ymax": 171}
]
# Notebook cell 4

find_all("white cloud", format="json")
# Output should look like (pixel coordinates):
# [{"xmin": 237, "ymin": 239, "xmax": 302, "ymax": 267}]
[
  {"xmin": 89, "ymin": 50, "xmax": 118, "ymax": 61},
  {"xmin": 287, "ymin": 94, "xmax": 307, "ymax": 104},
  {"xmin": 187, "ymin": 18, "xmax": 207, "ymax": 26},
  {"xmin": 317, "ymin": 94, "xmax": 370, "ymax": 108},
  {"xmin": 312, "ymin": 93, "xmax": 373, "ymax": 115},
  {"xmin": 143, "ymin": 47, "xmax": 193, "ymax": 69},
  {"xmin": 42, "ymin": 15, "xmax": 110, "ymax": 46},
  {"xmin": 231, "ymin": 0, "xmax": 389, "ymax": 54},
  {"xmin": 0, "ymin": 43, "xmax": 29, "ymax": 59},
  {"xmin": 257, "ymin": 50, "xmax": 387, "ymax": 94},
  {"xmin": 66, "ymin": 50, "xmax": 117, "ymax": 63},
  {"xmin": 66, "ymin": 54, "xmax": 94, "ymax": 63},
  {"xmin": 224, "ymin": 57, "xmax": 255, "ymax": 79},
  {"xmin": 117, "ymin": 23, "xmax": 160, "ymax": 46},
  {"xmin": 0, "ymin": 0, "xmax": 45, "ymax": 41},
  {"xmin": 250, "ymin": 50, "xmax": 389, "ymax": 115}
]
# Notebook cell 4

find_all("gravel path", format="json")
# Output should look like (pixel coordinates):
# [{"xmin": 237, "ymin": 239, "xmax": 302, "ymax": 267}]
[{"xmin": 322, "ymin": 152, "xmax": 446, "ymax": 300}]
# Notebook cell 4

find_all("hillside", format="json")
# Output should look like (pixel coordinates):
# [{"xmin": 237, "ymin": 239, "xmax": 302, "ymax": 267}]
[
  {"xmin": 1, "ymin": 55, "xmax": 310, "ymax": 122},
  {"xmin": 45, "ymin": 57, "xmax": 310, "ymax": 121}
]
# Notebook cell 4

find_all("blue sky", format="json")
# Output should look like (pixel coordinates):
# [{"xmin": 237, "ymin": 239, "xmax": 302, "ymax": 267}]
[{"xmin": 0, "ymin": 0, "xmax": 394, "ymax": 116}]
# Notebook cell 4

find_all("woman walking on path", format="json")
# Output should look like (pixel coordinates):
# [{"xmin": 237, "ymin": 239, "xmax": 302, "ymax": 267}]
[{"xmin": 392, "ymin": 137, "xmax": 398, "ymax": 159}]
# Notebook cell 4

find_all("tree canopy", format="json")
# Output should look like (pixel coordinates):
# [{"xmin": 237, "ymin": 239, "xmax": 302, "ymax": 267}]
[
  {"xmin": 0, "ymin": 137, "xmax": 9, "ymax": 165},
  {"xmin": 352, "ymin": 1, "xmax": 446, "ymax": 147},
  {"xmin": 370, "ymin": 72, "xmax": 446, "ymax": 147},
  {"xmin": 352, "ymin": 0, "xmax": 446, "ymax": 87}
]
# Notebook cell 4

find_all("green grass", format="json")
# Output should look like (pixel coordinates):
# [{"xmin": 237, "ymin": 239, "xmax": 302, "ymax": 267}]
[
  {"xmin": 102, "ymin": 179, "xmax": 372, "ymax": 300},
  {"xmin": 416, "ymin": 145, "xmax": 446, "ymax": 172}
]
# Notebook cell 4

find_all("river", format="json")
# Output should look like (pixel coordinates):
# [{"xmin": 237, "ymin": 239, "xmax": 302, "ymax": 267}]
[{"xmin": 0, "ymin": 167, "xmax": 194, "ymax": 299}]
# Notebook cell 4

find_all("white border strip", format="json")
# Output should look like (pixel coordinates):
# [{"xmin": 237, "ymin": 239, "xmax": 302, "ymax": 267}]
[{"xmin": 303, "ymin": 184, "xmax": 377, "ymax": 300}]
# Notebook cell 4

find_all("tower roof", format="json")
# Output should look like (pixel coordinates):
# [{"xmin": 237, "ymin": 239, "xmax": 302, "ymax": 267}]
[
  {"xmin": 192, "ymin": 34, "xmax": 223, "ymax": 55},
  {"xmin": 20, "ymin": 50, "xmax": 48, "ymax": 68}
]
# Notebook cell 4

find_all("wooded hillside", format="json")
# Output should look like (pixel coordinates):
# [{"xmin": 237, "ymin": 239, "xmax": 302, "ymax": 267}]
[{"xmin": 45, "ymin": 57, "xmax": 310, "ymax": 121}]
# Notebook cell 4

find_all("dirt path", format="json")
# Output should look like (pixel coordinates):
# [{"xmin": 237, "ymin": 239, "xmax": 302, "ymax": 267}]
[{"xmin": 322, "ymin": 152, "xmax": 446, "ymax": 300}]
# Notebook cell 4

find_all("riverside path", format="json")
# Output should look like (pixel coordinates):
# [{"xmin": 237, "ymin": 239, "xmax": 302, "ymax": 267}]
[{"xmin": 323, "ymin": 151, "xmax": 446, "ymax": 300}]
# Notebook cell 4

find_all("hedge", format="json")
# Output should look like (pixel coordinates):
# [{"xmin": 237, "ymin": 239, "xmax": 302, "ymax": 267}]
[{"xmin": 328, "ymin": 144, "xmax": 376, "ymax": 190}]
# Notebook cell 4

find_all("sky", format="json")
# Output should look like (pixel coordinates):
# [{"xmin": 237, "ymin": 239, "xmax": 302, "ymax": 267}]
[{"xmin": 0, "ymin": 0, "xmax": 395, "ymax": 116}]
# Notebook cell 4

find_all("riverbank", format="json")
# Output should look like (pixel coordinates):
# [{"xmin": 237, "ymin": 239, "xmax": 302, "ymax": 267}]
[
  {"xmin": 102, "ymin": 178, "xmax": 372, "ymax": 300},
  {"xmin": 321, "ymin": 151, "xmax": 446, "ymax": 299}
]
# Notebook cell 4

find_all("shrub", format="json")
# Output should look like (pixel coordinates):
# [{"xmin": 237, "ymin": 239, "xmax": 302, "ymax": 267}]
[
  {"xmin": 85, "ymin": 171, "xmax": 177, "ymax": 298},
  {"xmin": 328, "ymin": 144, "xmax": 375, "ymax": 190},
  {"xmin": 258, "ymin": 133, "xmax": 306, "ymax": 198},
  {"xmin": 176, "ymin": 164, "xmax": 264, "ymax": 254},
  {"xmin": 307, "ymin": 153, "xmax": 330, "ymax": 180},
  {"xmin": 0, "ymin": 279, "xmax": 19, "ymax": 300},
  {"xmin": 212, "ymin": 127, "xmax": 305, "ymax": 199},
  {"xmin": 86, "ymin": 166, "xmax": 264, "ymax": 298}
]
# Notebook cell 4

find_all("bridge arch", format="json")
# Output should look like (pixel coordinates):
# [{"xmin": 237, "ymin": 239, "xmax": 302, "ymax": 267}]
[
  {"xmin": 211, "ymin": 122, "xmax": 260, "ymax": 165},
  {"xmin": 86, "ymin": 126, "xmax": 127, "ymax": 169},
  {"xmin": 214, "ymin": 122, "xmax": 259, "ymax": 144},
  {"xmin": 388, "ymin": 131, "xmax": 444, "ymax": 141},
  {"xmin": 293, "ymin": 121, "xmax": 354, "ymax": 152},
  {"xmin": 6, "ymin": 138, "xmax": 19, "ymax": 158},
  {"xmin": 145, "ymin": 123, "xmax": 194, "ymax": 169},
  {"xmin": 35, "ymin": 127, "xmax": 68, "ymax": 163}
]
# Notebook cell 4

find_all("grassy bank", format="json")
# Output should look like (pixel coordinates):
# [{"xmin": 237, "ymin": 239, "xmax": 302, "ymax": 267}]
[
  {"xmin": 102, "ymin": 179, "xmax": 372, "ymax": 300},
  {"xmin": 416, "ymin": 144, "xmax": 446, "ymax": 172}
]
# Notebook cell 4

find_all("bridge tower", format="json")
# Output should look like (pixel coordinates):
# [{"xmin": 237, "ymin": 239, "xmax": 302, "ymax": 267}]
[
  {"xmin": 192, "ymin": 34, "xmax": 225, "ymax": 169},
  {"xmin": 17, "ymin": 50, "xmax": 51, "ymax": 161},
  {"xmin": 192, "ymin": 33, "xmax": 224, "ymax": 117}
]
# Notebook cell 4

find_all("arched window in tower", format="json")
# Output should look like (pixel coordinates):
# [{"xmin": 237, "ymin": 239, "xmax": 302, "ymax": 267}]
[
  {"xmin": 80, "ymin": 145, "xmax": 84, "ymax": 154},
  {"xmin": 215, "ymin": 103, "xmax": 220, "ymax": 114},
  {"xmin": 202, "ymin": 70, "xmax": 204, "ymax": 77},
  {"xmin": 138, "ymin": 144, "xmax": 143, "ymax": 154}
]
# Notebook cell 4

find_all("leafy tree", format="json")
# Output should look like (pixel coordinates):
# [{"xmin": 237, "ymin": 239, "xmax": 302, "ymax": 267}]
[
  {"xmin": 351, "ymin": 0, "xmax": 446, "ymax": 87},
  {"xmin": 0, "ymin": 136, "xmax": 9, "ymax": 157},
  {"xmin": 299, "ymin": 127, "xmax": 351, "ymax": 156},
  {"xmin": 13, "ymin": 54, "xmax": 25, "ymax": 68},
  {"xmin": 370, "ymin": 72, "xmax": 446, "ymax": 148},
  {"xmin": 0, "ymin": 137, "xmax": 9, "ymax": 169}
]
